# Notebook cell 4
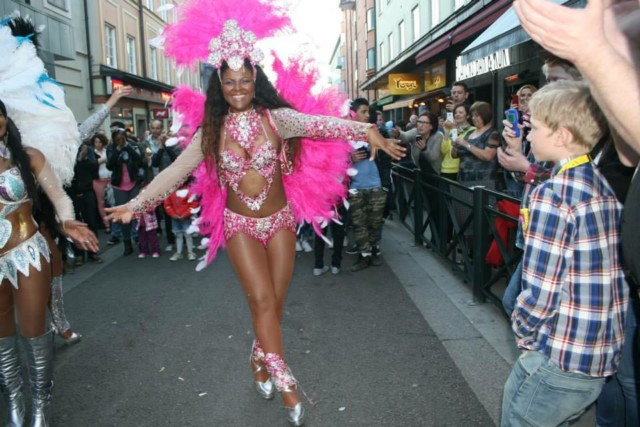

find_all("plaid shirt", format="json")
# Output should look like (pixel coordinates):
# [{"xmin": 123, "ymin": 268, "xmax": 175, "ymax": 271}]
[{"xmin": 512, "ymin": 159, "xmax": 628, "ymax": 377}]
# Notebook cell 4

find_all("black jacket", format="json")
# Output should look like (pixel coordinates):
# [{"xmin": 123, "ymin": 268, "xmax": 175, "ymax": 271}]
[
  {"xmin": 71, "ymin": 144, "xmax": 99, "ymax": 193},
  {"xmin": 106, "ymin": 142, "xmax": 143, "ymax": 187}
]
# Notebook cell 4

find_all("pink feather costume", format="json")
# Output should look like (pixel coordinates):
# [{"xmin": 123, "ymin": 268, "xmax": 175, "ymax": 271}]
[{"xmin": 126, "ymin": 0, "xmax": 370, "ymax": 269}]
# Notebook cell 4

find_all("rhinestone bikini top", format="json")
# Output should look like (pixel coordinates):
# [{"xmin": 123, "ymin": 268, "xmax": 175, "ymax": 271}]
[{"xmin": 219, "ymin": 125, "xmax": 278, "ymax": 212}]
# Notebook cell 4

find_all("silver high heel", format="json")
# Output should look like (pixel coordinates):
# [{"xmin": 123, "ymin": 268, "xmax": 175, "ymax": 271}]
[
  {"xmin": 250, "ymin": 340, "xmax": 275, "ymax": 400},
  {"xmin": 264, "ymin": 352, "xmax": 306, "ymax": 427},
  {"xmin": 50, "ymin": 322, "xmax": 82, "ymax": 346}
]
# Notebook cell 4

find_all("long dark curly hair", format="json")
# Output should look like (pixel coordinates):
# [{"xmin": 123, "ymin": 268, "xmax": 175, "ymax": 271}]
[
  {"xmin": 201, "ymin": 59, "xmax": 297, "ymax": 166},
  {"xmin": 0, "ymin": 100, "xmax": 40, "ymax": 212}
]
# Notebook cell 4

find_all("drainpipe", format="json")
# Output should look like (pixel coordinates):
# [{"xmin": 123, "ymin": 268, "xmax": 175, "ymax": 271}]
[
  {"xmin": 83, "ymin": 0, "xmax": 95, "ymax": 110},
  {"xmin": 138, "ymin": 0, "xmax": 150, "ymax": 125}
]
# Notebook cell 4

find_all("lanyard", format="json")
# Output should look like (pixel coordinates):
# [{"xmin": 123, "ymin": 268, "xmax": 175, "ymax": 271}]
[
  {"xmin": 521, "ymin": 154, "xmax": 590, "ymax": 233},
  {"xmin": 556, "ymin": 154, "xmax": 591, "ymax": 175}
]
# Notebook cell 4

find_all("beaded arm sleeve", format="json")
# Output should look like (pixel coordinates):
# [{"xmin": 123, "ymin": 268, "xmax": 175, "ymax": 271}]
[
  {"xmin": 77, "ymin": 105, "xmax": 110, "ymax": 141},
  {"xmin": 36, "ymin": 161, "xmax": 75, "ymax": 224},
  {"xmin": 269, "ymin": 108, "xmax": 373, "ymax": 141},
  {"xmin": 126, "ymin": 130, "xmax": 205, "ymax": 214}
]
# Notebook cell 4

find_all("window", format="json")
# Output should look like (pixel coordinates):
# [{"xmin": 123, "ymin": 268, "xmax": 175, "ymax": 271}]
[
  {"xmin": 455, "ymin": 0, "xmax": 465, "ymax": 9},
  {"xmin": 431, "ymin": 0, "xmax": 440, "ymax": 27},
  {"xmin": 379, "ymin": 41, "xmax": 385, "ymax": 66},
  {"xmin": 412, "ymin": 5, "xmax": 420, "ymax": 42},
  {"xmin": 398, "ymin": 21, "xmax": 406, "ymax": 52},
  {"xmin": 354, "ymin": 69, "xmax": 358, "ymax": 85},
  {"xmin": 388, "ymin": 33, "xmax": 393, "ymax": 61},
  {"xmin": 105, "ymin": 24, "xmax": 117, "ymax": 68},
  {"xmin": 160, "ymin": 0, "xmax": 168, "ymax": 21},
  {"xmin": 378, "ymin": 0, "xmax": 384, "ymax": 14},
  {"xmin": 46, "ymin": 0, "xmax": 69, "ymax": 11},
  {"xmin": 164, "ymin": 58, "xmax": 171, "ymax": 85},
  {"xmin": 367, "ymin": 8, "xmax": 375, "ymax": 31},
  {"xmin": 146, "ymin": 0, "xmax": 154, "ymax": 9},
  {"xmin": 185, "ymin": 71, "xmax": 191, "ymax": 87},
  {"xmin": 150, "ymin": 47, "xmax": 158, "ymax": 80},
  {"xmin": 126, "ymin": 36, "xmax": 137, "ymax": 74},
  {"xmin": 367, "ymin": 48, "xmax": 376, "ymax": 70}
]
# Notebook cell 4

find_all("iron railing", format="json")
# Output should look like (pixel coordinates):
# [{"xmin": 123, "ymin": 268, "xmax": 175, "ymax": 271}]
[{"xmin": 391, "ymin": 164, "xmax": 521, "ymax": 312}]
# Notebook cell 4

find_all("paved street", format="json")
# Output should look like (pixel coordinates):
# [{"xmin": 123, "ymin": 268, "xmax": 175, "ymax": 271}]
[{"xmin": 34, "ymin": 222, "xmax": 500, "ymax": 427}]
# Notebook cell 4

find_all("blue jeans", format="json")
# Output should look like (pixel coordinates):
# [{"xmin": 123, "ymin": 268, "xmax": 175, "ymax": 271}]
[
  {"xmin": 502, "ymin": 351, "xmax": 605, "ymax": 427},
  {"xmin": 502, "ymin": 259, "xmax": 523, "ymax": 316},
  {"xmin": 596, "ymin": 295, "xmax": 640, "ymax": 426}
]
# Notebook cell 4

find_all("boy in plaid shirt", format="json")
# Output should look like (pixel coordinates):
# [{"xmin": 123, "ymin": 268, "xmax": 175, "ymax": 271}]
[{"xmin": 501, "ymin": 81, "xmax": 629, "ymax": 426}]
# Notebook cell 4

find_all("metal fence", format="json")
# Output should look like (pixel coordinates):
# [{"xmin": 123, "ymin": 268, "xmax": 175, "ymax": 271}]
[{"xmin": 391, "ymin": 164, "xmax": 522, "ymax": 312}]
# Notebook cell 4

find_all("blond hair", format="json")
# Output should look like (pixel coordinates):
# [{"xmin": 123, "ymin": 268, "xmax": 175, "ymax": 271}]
[
  {"xmin": 517, "ymin": 84, "xmax": 537, "ymax": 98},
  {"xmin": 529, "ymin": 80, "xmax": 606, "ymax": 150}
]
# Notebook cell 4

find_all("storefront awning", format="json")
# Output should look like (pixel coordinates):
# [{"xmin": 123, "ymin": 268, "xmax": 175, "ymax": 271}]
[
  {"xmin": 459, "ymin": 0, "xmax": 586, "ymax": 64},
  {"xmin": 382, "ymin": 98, "xmax": 415, "ymax": 111}
]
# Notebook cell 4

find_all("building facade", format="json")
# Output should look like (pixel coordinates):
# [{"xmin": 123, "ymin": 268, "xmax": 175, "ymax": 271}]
[
  {"xmin": 336, "ymin": 0, "xmax": 584, "ymax": 126},
  {"xmin": 1, "ymin": 0, "xmax": 202, "ymax": 138},
  {"xmin": 89, "ymin": 0, "xmax": 201, "ymax": 138}
]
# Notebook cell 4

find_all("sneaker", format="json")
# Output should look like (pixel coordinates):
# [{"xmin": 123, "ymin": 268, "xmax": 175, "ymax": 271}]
[
  {"xmin": 331, "ymin": 266, "xmax": 340, "ymax": 275},
  {"xmin": 138, "ymin": 253, "xmax": 147, "ymax": 259},
  {"xmin": 295, "ymin": 241, "xmax": 302, "ymax": 252},
  {"xmin": 88, "ymin": 254, "xmax": 104, "ymax": 264},
  {"xmin": 350, "ymin": 255, "xmax": 371, "ymax": 272},
  {"xmin": 345, "ymin": 243, "xmax": 359, "ymax": 255},
  {"xmin": 313, "ymin": 266, "xmax": 330, "ymax": 276},
  {"xmin": 187, "ymin": 252, "xmax": 197, "ymax": 261},
  {"xmin": 301, "ymin": 240, "xmax": 313, "ymax": 253},
  {"xmin": 371, "ymin": 253, "xmax": 383, "ymax": 267},
  {"xmin": 107, "ymin": 237, "xmax": 120, "ymax": 246},
  {"xmin": 169, "ymin": 252, "xmax": 183, "ymax": 261},
  {"xmin": 165, "ymin": 244, "xmax": 174, "ymax": 252},
  {"xmin": 151, "ymin": 252, "xmax": 160, "ymax": 258},
  {"xmin": 373, "ymin": 245, "xmax": 381, "ymax": 256}
]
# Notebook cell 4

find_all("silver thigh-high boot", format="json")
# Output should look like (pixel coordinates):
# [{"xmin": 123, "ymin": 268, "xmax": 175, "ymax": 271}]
[
  {"xmin": 22, "ymin": 331, "xmax": 53, "ymax": 427},
  {"xmin": 264, "ymin": 352, "xmax": 305, "ymax": 427},
  {"xmin": 250, "ymin": 339, "xmax": 275, "ymax": 400},
  {"xmin": 49, "ymin": 276, "xmax": 81, "ymax": 345},
  {"xmin": 0, "ymin": 335, "xmax": 25, "ymax": 427}
]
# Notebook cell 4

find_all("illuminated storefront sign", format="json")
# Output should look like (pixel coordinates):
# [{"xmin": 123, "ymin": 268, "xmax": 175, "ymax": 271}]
[
  {"xmin": 388, "ymin": 74, "xmax": 421, "ymax": 95},
  {"xmin": 424, "ymin": 60, "xmax": 446, "ymax": 92},
  {"xmin": 455, "ymin": 49, "xmax": 511, "ymax": 80}
]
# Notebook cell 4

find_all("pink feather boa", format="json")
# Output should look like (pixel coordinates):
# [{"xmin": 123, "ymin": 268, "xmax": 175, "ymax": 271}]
[
  {"xmin": 171, "ymin": 57, "xmax": 352, "ymax": 267},
  {"xmin": 162, "ymin": 0, "xmax": 291, "ymax": 67}
]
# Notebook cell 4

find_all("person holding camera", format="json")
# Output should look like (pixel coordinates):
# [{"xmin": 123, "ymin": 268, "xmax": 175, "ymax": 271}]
[
  {"xmin": 411, "ymin": 112, "xmax": 443, "ymax": 175},
  {"xmin": 106, "ymin": 128, "xmax": 143, "ymax": 256}
]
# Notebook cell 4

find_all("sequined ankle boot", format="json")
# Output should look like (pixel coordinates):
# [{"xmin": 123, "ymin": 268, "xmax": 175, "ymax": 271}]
[
  {"xmin": 264, "ymin": 352, "xmax": 305, "ymax": 427},
  {"xmin": 250, "ymin": 339, "xmax": 275, "ymax": 400},
  {"xmin": 0, "ymin": 335, "xmax": 25, "ymax": 427}
]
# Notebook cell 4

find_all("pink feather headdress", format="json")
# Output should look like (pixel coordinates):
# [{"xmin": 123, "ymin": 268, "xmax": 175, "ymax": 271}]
[{"xmin": 162, "ymin": 0, "xmax": 291, "ymax": 68}]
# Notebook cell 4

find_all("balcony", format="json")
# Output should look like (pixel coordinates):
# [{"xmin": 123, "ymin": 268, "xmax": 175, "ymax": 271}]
[{"xmin": 339, "ymin": 0, "xmax": 356, "ymax": 11}]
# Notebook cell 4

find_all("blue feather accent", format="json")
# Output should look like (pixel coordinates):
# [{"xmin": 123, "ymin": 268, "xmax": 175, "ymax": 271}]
[{"xmin": 15, "ymin": 34, "xmax": 34, "ymax": 44}]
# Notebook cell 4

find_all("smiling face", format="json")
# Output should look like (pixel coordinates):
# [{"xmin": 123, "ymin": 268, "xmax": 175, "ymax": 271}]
[
  {"xmin": 453, "ymin": 105, "xmax": 468, "ymax": 125},
  {"xmin": 221, "ymin": 67, "xmax": 256, "ymax": 113},
  {"xmin": 518, "ymin": 88, "xmax": 534, "ymax": 112}
]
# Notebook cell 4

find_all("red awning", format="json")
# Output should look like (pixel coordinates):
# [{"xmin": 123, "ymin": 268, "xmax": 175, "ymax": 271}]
[{"xmin": 415, "ymin": 0, "xmax": 512, "ymax": 65}]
